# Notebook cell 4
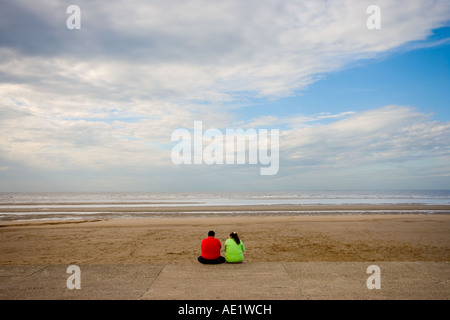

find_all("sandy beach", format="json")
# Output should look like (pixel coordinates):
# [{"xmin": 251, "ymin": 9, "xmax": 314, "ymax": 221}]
[
  {"xmin": 1, "ymin": 205, "xmax": 449, "ymax": 300},
  {"xmin": 1, "ymin": 205, "xmax": 449, "ymax": 265}
]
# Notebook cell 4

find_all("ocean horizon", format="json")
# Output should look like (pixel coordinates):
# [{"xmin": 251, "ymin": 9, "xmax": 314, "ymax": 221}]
[{"xmin": 1, "ymin": 190, "xmax": 449, "ymax": 222}]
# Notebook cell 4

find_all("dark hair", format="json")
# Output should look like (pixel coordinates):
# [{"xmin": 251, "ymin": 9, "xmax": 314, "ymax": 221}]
[
  {"xmin": 230, "ymin": 232, "xmax": 240, "ymax": 245},
  {"xmin": 208, "ymin": 230, "xmax": 215, "ymax": 237}
]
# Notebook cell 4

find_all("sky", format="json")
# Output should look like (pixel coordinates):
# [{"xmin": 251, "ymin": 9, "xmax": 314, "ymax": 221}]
[{"xmin": 0, "ymin": 0, "xmax": 449, "ymax": 192}]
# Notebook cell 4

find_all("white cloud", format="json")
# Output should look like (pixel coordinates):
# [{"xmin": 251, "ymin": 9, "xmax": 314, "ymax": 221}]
[
  {"xmin": 1, "ymin": 102, "xmax": 448, "ymax": 181},
  {"xmin": 281, "ymin": 106, "xmax": 450, "ymax": 168},
  {"xmin": 1, "ymin": 0, "xmax": 450, "ymax": 190},
  {"xmin": 243, "ymin": 111, "xmax": 356, "ymax": 128},
  {"xmin": 2, "ymin": 0, "xmax": 450, "ymax": 102}
]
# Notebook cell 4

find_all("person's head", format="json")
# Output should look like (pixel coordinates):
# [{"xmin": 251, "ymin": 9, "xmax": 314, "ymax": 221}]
[
  {"xmin": 208, "ymin": 230, "xmax": 215, "ymax": 237},
  {"xmin": 229, "ymin": 232, "xmax": 240, "ymax": 244}
]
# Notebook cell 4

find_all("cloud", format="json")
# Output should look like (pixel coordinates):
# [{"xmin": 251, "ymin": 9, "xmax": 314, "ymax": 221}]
[
  {"xmin": 281, "ymin": 106, "xmax": 450, "ymax": 169},
  {"xmin": 1, "ymin": 102, "xmax": 448, "ymax": 181},
  {"xmin": 1, "ymin": 0, "xmax": 450, "ymax": 102},
  {"xmin": 243, "ymin": 111, "xmax": 356, "ymax": 128},
  {"xmin": 0, "ymin": 0, "xmax": 449, "ymax": 190},
  {"xmin": 2, "ymin": 0, "xmax": 449, "ymax": 116}
]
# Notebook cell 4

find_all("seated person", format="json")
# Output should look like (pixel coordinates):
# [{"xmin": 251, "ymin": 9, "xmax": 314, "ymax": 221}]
[
  {"xmin": 198, "ymin": 230, "xmax": 225, "ymax": 264},
  {"xmin": 225, "ymin": 232, "xmax": 245, "ymax": 263}
]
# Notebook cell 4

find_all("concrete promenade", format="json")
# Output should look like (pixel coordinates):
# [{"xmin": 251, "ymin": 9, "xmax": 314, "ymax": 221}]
[{"xmin": 0, "ymin": 262, "xmax": 448, "ymax": 300}]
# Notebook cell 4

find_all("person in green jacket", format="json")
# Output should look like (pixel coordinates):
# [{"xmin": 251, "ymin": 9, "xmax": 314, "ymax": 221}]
[{"xmin": 224, "ymin": 232, "xmax": 245, "ymax": 263}]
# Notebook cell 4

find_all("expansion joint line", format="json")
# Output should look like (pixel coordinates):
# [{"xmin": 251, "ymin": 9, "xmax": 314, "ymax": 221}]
[{"xmin": 138, "ymin": 264, "xmax": 166, "ymax": 300}]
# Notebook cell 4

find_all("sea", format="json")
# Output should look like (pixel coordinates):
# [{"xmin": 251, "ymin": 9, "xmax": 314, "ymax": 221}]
[{"xmin": 0, "ymin": 190, "xmax": 449, "ymax": 222}]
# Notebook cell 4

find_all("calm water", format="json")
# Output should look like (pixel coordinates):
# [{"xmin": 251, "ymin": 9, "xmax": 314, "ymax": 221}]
[{"xmin": 1, "ymin": 190, "xmax": 449, "ymax": 222}]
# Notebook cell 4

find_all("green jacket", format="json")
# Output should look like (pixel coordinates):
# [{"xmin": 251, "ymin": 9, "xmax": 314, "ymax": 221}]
[{"xmin": 224, "ymin": 238, "xmax": 245, "ymax": 262}]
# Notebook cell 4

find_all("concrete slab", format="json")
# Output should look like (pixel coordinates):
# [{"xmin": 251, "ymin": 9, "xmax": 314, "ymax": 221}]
[
  {"xmin": 0, "ymin": 264, "xmax": 164, "ymax": 300},
  {"xmin": 0, "ymin": 262, "xmax": 448, "ymax": 300},
  {"xmin": 142, "ymin": 263, "xmax": 304, "ymax": 300},
  {"xmin": 283, "ymin": 262, "xmax": 450, "ymax": 300}
]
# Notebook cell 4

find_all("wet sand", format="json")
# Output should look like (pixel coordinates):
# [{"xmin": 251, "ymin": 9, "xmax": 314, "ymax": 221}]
[{"xmin": 1, "ymin": 203, "xmax": 449, "ymax": 221}]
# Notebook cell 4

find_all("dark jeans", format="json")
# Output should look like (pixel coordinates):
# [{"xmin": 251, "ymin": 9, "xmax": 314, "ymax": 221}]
[{"xmin": 198, "ymin": 256, "xmax": 226, "ymax": 264}]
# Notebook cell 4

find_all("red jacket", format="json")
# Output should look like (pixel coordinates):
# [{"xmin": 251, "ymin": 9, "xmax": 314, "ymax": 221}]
[{"xmin": 201, "ymin": 236, "xmax": 222, "ymax": 259}]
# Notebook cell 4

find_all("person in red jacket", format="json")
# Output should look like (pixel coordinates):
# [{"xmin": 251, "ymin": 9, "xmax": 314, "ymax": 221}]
[{"xmin": 198, "ymin": 230, "xmax": 225, "ymax": 264}]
